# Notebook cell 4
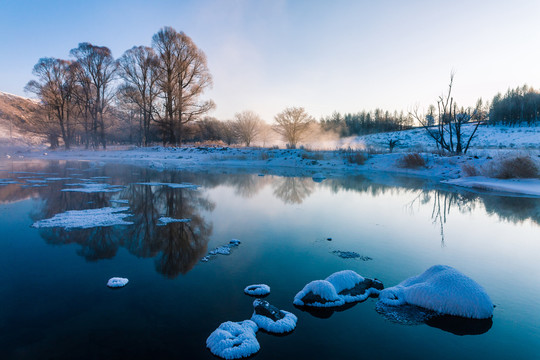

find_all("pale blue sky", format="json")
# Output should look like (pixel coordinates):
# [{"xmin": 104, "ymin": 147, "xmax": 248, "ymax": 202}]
[{"xmin": 1, "ymin": 0, "xmax": 539, "ymax": 121}]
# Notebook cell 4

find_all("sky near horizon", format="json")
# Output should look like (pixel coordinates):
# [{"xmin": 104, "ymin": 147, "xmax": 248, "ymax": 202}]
[{"xmin": 1, "ymin": 0, "xmax": 539, "ymax": 122}]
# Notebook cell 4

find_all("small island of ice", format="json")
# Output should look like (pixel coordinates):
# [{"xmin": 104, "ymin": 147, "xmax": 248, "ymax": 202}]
[
  {"xmin": 294, "ymin": 270, "xmax": 383, "ymax": 307},
  {"xmin": 206, "ymin": 320, "xmax": 260, "ymax": 359},
  {"xmin": 378, "ymin": 265, "xmax": 494, "ymax": 319},
  {"xmin": 251, "ymin": 299, "xmax": 297, "ymax": 334},
  {"xmin": 107, "ymin": 277, "xmax": 129, "ymax": 288},
  {"xmin": 157, "ymin": 216, "xmax": 191, "ymax": 225},
  {"xmin": 244, "ymin": 284, "xmax": 271, "ymax": 297},
  {"xmin": 32, "ymin": 207, "xmax": 133, "ymax": 229}
]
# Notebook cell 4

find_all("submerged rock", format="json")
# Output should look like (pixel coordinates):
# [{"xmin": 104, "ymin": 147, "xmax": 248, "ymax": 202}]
[
  {"xmin": 378, "ymin": 265, "xmax": 493, "ymax": 319},
  {"xmin": 294, "ymin": 270, "xmax": 383, "ymax": 307},
  {"xmin": 244, "ymin": 284, "xmax": 271, "ymax": 297},
  {"xmin": 107, "ymin": 277, "xmax": 129, "ymax": 288},
  {"xmin": 206, "ymin": 320, "xmax": 260, "ymax": 359},
  {"xmin": 332, "ymin": 250, "xmax": 372, "ymax": 261},
  {"xmin": 251, "ymin": 299, "xmax": 297, "ymax": 334}
]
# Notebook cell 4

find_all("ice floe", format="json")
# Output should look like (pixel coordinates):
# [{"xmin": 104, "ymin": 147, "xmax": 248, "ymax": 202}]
[
  {"xmin": 201, "ymin": 239, "xmax": 242, "ymax": 262},
  {"xmin": 294, "ymin": 270, "xmax": 383, "ymax": 307},
  {"xmin": 136, "ymin": 182, "xmax": 200, "ymax": 189},
  {"xmin": 32, "ymin": 207, "xmax": 133, "ymax": 229},
  {"xmin": 110, "ymin": 199, "xmax": 129, "ymax": 204},
  {"xmin": 444, "ymin": 176, "xmax": 540, "ymax": 197},
  {"xmin": 107, "ymin": 277, "xmax": 129, "ymax": 288},
  {"xmin": 62, "ymin": 183, "xmax": 124, "ymax": 193},
  {"xmin": 0, "ymin": 179, "xmax": 19, "ymax": 185},
  {"xmin": 157, "ymin": 216, "xmax": 191, "ymax": 225},
  {"xmin": 251, "ymin": 299, "xmax": 297, "ymax": 334},
  {"xmin": 206, "ymin": 320, "xmax": 260, "ymax": 359},
  {"xmin": 244, "ymin": 284, "xmax": 271, "ymax": 296},
  {"xmin": 332, "ymin": 250, "xmax": 372, "ymax": 260},
  {"xmin": 378, "ymin": 265, "xmax": 493, "ymax": 319},
  {"xmin": 311, "ymin": 173, "xmax": 326, "ymax": 182}
]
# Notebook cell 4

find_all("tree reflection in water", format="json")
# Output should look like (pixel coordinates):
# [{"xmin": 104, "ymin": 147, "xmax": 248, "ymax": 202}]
[{"xmin": 273, "ymin": 177, "xmax": 314, "ymax": 204}]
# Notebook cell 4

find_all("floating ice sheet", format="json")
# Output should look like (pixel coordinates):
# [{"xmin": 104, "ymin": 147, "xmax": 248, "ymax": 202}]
[
  {"xmin": 32, "ymin": 207, "xmax": 133, "ymax": 229},
  {"xmin": 62, "ymin": 183, "xmax": 124, "ymax": 193},
  {"xmin": 202, "ymin": 239, "xmax": 242, "ymax": 262},
  {"xmin": 135, "ymin": 182, "xmax": 200, "ymax": 189},
  {"xmin": 158, "ymin": 216, "xmax": 191, "ymax": 225},
  {"xmin": 332, "ymin": 250, "xmax": 372, "ymax": 260},
  {"xmin": 206, "ymin": 320, "xmax": 260, "ymax": 359},
  {"xmin": 378, "ymin": 265, "xmax": 493, "ymax": 319}
]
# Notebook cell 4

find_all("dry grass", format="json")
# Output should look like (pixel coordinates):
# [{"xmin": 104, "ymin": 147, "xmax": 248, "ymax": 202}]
[
  {"xmin": 397, "ymin": 153, "xmax": 426, "ymax": 168},
  {"xmin": 461, "ymin": 163, "xmax": 479, "ymax": 177},
  {"xmin": 342, "ymin": 149, "xmax": 367, "ymax": 165},
  {"xmin": 495, "ymin": 156, "xmax": 539, "ymax": 179},
  {"xmin": 301, "ymin": 151, "xmax": 324, "ymax": 160}
]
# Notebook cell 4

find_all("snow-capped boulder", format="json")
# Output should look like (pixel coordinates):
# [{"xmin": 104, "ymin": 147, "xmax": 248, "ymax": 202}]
[
  {"xmin": 206, "ymin": 320, "xmax": 260, "ymax": 359},
  {"xmin": 107, "ymin": 277, "xmax": 129, "ymax": 288},
  {"xmin": 251, "ymin": 299, "xmax": 297, "ymax": 334},
  {"xmin": 244, "ymin": 284, "xmax": 270, "ymax": 297},
  {"xmin": 378, "ymin": 265, "xmax": 493, "ymax": 319},
  {"xmin": 326, "ymin": 270, "xmax": 384, "ymax": 303},
  {"xmin": 311, "ymin": 173, "xmax": 326, "ymax": 182},
  {"xmin": 293, "ymin": 279, "xmax": 344, "ymax": 307},
  {"xmin": 294, "ymin": 270, "xmax": 383, "ymax": 307}
]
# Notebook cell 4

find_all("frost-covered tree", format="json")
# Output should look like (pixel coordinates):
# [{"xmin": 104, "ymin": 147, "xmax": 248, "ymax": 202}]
[
  {"xmin": 233, "ymin": 110, "xmax": 263, "ymax": 147},
  {"xmin": 273, "ymin": 107, "xmax": 314, "ymax": 149}
]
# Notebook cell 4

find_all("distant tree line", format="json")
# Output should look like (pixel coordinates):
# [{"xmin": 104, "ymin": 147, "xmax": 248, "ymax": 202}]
[
  {"xmin": 489, "ymin": 85, "xmax": 540, "ymax": 126},
  {"xmin": 319, "ymin": 109, "xmax": 413, "ymax": 137}
]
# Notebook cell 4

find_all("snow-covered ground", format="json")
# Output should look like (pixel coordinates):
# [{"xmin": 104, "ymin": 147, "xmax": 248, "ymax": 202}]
[{"xmin": 6, "ymin": 125, "xmax": 540, "ymax": 197}]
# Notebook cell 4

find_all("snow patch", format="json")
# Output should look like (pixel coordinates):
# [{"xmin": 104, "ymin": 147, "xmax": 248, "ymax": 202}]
[
  {"xmin": 136, "ymin": 182, "xmax": 200, "ymax": 189},
  {"xmin": 62, "ymin": 183, "xmax": 124, "ymax": 193},
  {"xmin": 444, "ymin": 176, "xmax": 540, "ymax": 197},
  {"xmin": 378, "ymin": 265, "xmax": 494, "ymax": 319},
  {"xmin": 158, "ymin": 217, "xmax": 191, "ymax": 225},
  {"xmin": 32, "ymin": 207, "xmax": 133, "ymax": 229},
  {"xmin": 206, "ymin": 320, "xmax": 260, "ymax": 359},
  {"xmin": 251, "ymin": 299, "xmax": 297, "ymax": 334}
]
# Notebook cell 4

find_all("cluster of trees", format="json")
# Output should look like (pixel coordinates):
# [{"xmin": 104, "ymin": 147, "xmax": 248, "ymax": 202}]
[
  {"xmin": 489, "ymin": 85, "xmax": 540, "ymax": 126},
  {"xmin": 319, "ymin": 109, "xmax": 413, "ymax": 137},
  {"xmin": 25, "ymin": 27, "xmax": 214, "ymax": 149}
]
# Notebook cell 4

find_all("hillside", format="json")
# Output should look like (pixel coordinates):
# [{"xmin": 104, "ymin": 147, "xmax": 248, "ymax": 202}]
[{"xmin": 0, "ymin": 91, "xmax": 44, "ymax": 150}]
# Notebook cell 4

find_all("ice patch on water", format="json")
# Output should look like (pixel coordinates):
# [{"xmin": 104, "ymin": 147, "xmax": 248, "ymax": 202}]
[
  {"xmin": 62, "ymin": 183, "xmax": 124, "ymax": 193},
  {"xmin": 107, "ymin": 277, "xmax": 129, "ymax": 288},
  {"xmin": 136, "ymin": 182, "xmax": 200, "ymax": 189},
  {"xmin": 206, "ymin": 320, "xmax": 260, "ymax": 359},
  {"xmin": 0, "ymin": 179, "xmax": 19, "ymax": 185},
  {"xmin": 32, "ymin": 207, "xmax": 133, "ymax": 229},
  {"xmin": 45, "ymin": 177, "xmax": 71, "ymax": 181},
  {"xmin": 378, "ymin": 265, "xmax": 493, "ymax": 319},
  {"xmin": 332, "ymin": 250, "xmax": 372, "ymax": 260},
  {"xmin": 251, "ymin": 299, "xmax": 297, "ymax": 334},
  {"xmin": 244, "ymin": 284, "xmax": 271, "ymax": 296},
  {"xmin": 202, "ymin": 239, "xmax": 242, "ymax": 262},
  {"xmin": 158, "ymin": 216, "xmax": 191, "ymax": 225},
  {"xmin": 110, "ymin": 199, "xmax": 129, "ymax": 204}
]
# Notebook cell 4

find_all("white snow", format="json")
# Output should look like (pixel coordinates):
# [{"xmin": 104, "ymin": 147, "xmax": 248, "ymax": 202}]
[
  {"xmin": 444, "ymin": 176, "xmax": 540, "ymax": 197},
  {"xmin": 209, "ymin": 246, "xmax": 231, "ymax": 255},
  {"xmin": 206, "ymin": 320, "xmax": 260, "ymax": 359},
  {"xmin": 32, "ymin": 207, "xmax": 133, "ymax": 229},
  {"xmin": 250, "ymin": 299, "xmax": 297, "ymax": 334},
  {"xmin": 158, "ymin": 216, "xmax": 191, "ymax": 225},
  {"xmin": 325, "ymin": 270, "xmax": 365, "ymax": 293},
  {"xmin": 136, "ymin": 182, "xmax": 200, "ymax": 189},
  {"xmin": 378, "ymin": 265, "xmax": 494, "ymax": 319},
  {"xmin": 293, "ymin": 280, "xmax": 344, "ymax": 307},
  {"xmin": 107, "ymin": 277, "xmax": 129, "ymax": 288},
  {"xmin": 62, "ymin": 183, "xmax": 124, "ymax": 193},
  {"xmin": 244, "ymin": 284, "xmax": 271, "ymax": 296}
]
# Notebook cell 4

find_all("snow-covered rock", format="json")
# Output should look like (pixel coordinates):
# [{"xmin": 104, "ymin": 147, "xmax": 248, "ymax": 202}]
[
  {"xmin": 206, "ymin": 320, "xmax": 260, "ymax": 359},
  {"xmin": 312, "ymin": 173, "xmax": 326, "ymax": 182},
  {"xmin": 251, "ymin": 299, "xmax": 297, "ymax": 334},
  {"xmin": 32, "ymin": 207, "xmax": 133, "ymax": 229},
  {"xmin": 293, "ymin": 279, "xmax": 344, "ymax": 307},
  {"xmin": 378, "ymin": 265, "xmax": 493, "ymax": 319},
  {"xmin": 244, "ymin": 284, "xmax": 271, "ymax": 296},
  {"xmin": 107, "ymin": 277, "xmax": 129, "ymax": 288},
  {"xmin": 294, "ymin": 270, "xmax": 383, "ymax": 307}
]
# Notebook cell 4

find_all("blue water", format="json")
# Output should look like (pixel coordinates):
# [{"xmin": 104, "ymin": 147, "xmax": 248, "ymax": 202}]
[{"xmin": 0, "ymin": 160, "xmax": 539, "ymax": 359}]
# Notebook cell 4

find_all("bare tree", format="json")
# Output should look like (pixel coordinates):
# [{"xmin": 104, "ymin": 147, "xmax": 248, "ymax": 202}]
[
  {"xmin": 411, "ymin": 73, "xmax": 482, "ymax": 155},
  {"xmin": 117, "ymin": 46, "xmax": 160, "ymax": 146},
  {"xmin": 70, "ymin": 43, "xmax": 116, "ymax": 149},
  {"xmin": 25, "ymin": 58, "xmax": 78, "ymax": 149},
  {"xmin": 152, "ymin": 27, "xmax": 215, "ymax": 145},
  {"xmin": 273, "ymin": 107, "xmax": 314, "ymax": 148},
  {"xmin": 232, "ymin": 110, "xmax": 263, "ymax": 146}
]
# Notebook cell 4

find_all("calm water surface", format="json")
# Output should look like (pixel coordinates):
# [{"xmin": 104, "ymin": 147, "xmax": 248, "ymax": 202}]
[{"xmin": 0, "ymin": 159, "xmax": 539, "ymax": 359}]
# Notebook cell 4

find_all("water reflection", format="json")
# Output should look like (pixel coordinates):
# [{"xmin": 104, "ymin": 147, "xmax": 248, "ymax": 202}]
[{"xmin": 273, "ymin": 177, "xmax": 315, "ymax": 204}]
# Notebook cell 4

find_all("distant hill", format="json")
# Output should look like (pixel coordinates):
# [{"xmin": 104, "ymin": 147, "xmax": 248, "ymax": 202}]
[{"xmin": 0, "ymin": 91, "xmax": 44, "ymax": 148}]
